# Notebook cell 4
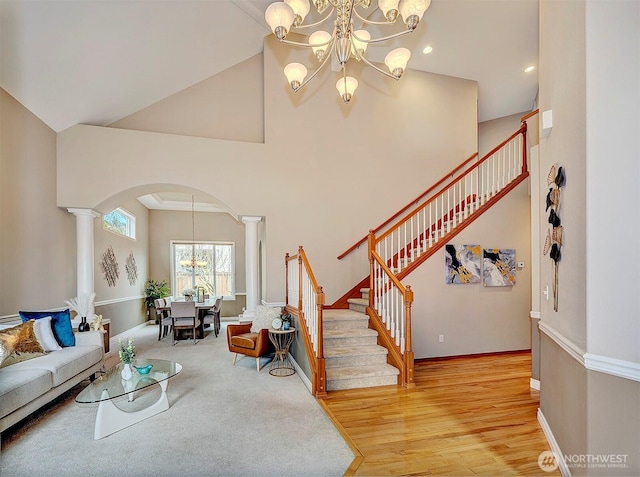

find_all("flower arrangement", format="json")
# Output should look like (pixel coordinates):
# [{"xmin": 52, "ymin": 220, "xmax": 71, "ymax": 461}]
[
  {"xmin": 182, "ymin": 288, "xmax": 196, "ymax": 300},
  {"xmin": 118, "ymin": 337, "xmax": 135, "ymax": 364}
]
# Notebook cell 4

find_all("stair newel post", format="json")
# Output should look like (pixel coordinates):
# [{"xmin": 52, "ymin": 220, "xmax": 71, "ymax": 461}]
[
  {"xmin": 404, "ymin": 285, "xmax": 415, "ymax": 388},
  {"xmin": 285, "ymin": 253, "xmax": 290, "ymax": 307},
  {"xmin": 297, "ymin": 246, "xmax": 303, "ymax": 312},
  {"xmin": 368, "ymin": 230, "xmax": 376, "ymax": 309},
  {"xmin": 316, "ymin": 286, "xmax": 327, "ymax": 397},
  {"xmin": 520, "ymin": 120, "xmax": 528, "ymax": 174}
]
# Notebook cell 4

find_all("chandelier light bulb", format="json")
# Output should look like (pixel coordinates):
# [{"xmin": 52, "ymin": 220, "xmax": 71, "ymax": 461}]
[
  {"xmin": 309, "ymin": 30, "xmax": 332, "ymax": 61},
  {"xmin": 399, "ymin": 0, "xmax": 431, "ymax": 31},
  {"xmin": 265, "ymin": 2, "xmax": 295, "ymax": 40},
  {"xmin": 379, "ymin": 0, "xmax": 400, "ymax": 22},
  {"xmin": 351, "ymin": 30, "xmax": 371, "ymax": 58},
  {"xmin": 285, "ymin": 0, "xmax": 310, "ymax": 27},
  {"xmin": 284, "ymin": 63, "xmax": 308, "ymax": 91},
  {"xmin": 336, "ymin": 76, "xmax": 358, "ymax": 103},
  {"xmin": 313, "ymin": 0, "xmax": 328, "ymax": 11},
  {"xmin": 385, "ymin": 47, "xmax": 411, "ymax": 78}
]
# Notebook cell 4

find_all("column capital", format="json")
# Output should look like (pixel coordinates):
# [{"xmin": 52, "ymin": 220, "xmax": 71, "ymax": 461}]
[
  {"xmin": 67, "ymin": 208, "xmax": 101, "ymax": 218},
  {"xmin": 241, "ymin": 216, "xmax": 262, "ymax": 225}
]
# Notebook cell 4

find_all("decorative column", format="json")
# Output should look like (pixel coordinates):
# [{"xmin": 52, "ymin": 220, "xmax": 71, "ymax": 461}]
[
  {"xmin": 67, "ymin": 208, "xmax": 101, "ymax": 317},
  {"xmin": 241, "ymin": 216, "xmax": 262, "ymax": 321}
]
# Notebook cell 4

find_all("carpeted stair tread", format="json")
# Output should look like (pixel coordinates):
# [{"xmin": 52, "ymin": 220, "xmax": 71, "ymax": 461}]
[
  {"xmin": 326, "ymin": 363, "xmax": 399, "ymax": 379},
  {"xmin": 346, "ymin": 298, "xmax": 368, "ymax": 306},
  {"xmin": 323, "ymin": 308, "xmax": 368, "ymax": 320},
  {"xmin": 324, "ymin": 344, "xmax": 388, "ymax": 358},
  {"xmin": 323, "ymin": 328, "xmax": 378, "ymax": 338}
]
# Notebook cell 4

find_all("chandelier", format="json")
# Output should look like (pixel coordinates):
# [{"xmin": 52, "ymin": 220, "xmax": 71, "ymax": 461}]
[
  {"xmin": 179, "ymin": 195, "xmax": 208, "ymax": 269},
  {"xmin": 265, "ymin": 0, "xmax": 431, "ymax": 103}
]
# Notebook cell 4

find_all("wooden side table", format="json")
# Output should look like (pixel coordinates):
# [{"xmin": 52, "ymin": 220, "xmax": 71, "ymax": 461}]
[{"xmin": 268, "ymin": 328, "xmax": 296, "ymax": 377}]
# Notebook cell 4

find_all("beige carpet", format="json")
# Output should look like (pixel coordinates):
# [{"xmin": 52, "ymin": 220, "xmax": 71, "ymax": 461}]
[{"xmin": 0, "ymin": 323, "xmax": 354, "ymax": 477}]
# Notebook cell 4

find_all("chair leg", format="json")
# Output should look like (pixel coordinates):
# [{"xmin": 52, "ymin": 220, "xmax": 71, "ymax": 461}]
[
  {"xmin": 256, "ymin": 358, "xmax": 261, "ymax": 372},
  {"xmin": 233, "ymin": 353, "xmax": 238, "ymax": 365}
]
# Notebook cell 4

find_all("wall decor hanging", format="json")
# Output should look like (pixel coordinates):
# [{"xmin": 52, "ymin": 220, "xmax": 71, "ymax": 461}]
[
  {"xmin": 483, "ymin": 248, "xmax": 516, "ymax": 286},
  {"xmin": 100, "ymin": 245, "xmax": 119, "ymax": 287},
  {"xmin": 125, "ymin": 252, "xmax": 138, "ymax": 286},
  {"xmin": 543, "ymin": 164, "xmax": 566, "ymax": 311},
  {"xmin": 445, "ymin": 244, "xmax": 481, "ymax": 284}
]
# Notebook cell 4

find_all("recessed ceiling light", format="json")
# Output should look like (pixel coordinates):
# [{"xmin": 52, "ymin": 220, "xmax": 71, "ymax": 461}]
[
  {"xmin": 524, "ymin": 65, "xmax": 536, "ymax": 73},
  {"xmin": 423, "ymin": 45, "xmax": 433, "ymax": 55}
]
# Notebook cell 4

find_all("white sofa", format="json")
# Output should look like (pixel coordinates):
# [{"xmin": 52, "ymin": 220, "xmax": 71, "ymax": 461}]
[{"xmin": 0, "ymin": 330, "xmax": 104, "ymax": 433}]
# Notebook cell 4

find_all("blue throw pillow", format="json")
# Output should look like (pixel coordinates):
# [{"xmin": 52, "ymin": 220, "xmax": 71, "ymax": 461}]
[{"xmin": 19, "ymin": 309, "xmax": 75, "ymax": 347}]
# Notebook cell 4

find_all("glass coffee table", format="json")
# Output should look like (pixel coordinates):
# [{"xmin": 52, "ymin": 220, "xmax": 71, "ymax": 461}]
[{"xmin": 76, "ymin": 358, "xmax": 182, "ymax": 440}]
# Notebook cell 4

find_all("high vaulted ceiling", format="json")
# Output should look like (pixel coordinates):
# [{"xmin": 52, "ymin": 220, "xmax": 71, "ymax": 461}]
[{"xmin": 0, "ymin": 0, "xmax": 538, "ymax": 134}]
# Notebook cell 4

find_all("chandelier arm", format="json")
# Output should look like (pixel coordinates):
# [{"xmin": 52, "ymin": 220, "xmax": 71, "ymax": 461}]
[
  {"xmin": 281, "ymin": 23, "xmax": 337, "ymax": 49},
  {"xmin": 291, "ymin": 7, "xmax": 335, "ymax": 30},
  {"xmin": 352, "ymin": 47, "xmax": 399, "ymax": 80},
  {"xmin": 293, "ymin": 38, "xmax": 338, "ymax": 92},
  {"xmin": 281, "ymin": 38, "xmax": 322, "ymax": 48},
  {"xmin": 352, "ymin": 8, "xmax": 397, "ymax": 26},
  {"xmin": 364, "ymin": 28, "xmax": 414, "ymax": 44}
]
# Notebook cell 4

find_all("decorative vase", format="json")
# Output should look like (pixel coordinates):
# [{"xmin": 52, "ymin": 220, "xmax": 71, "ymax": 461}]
[
  {"xmin": 283, "ymin": 321, "xmax": 290, "ymax": 331},
  {"xmin": 78, "ymin": 316, "xmax": 90, "ymax": 332},
  {"xmin": 121, "ymin": 363, "xmax": 133, "ymax": 380}
]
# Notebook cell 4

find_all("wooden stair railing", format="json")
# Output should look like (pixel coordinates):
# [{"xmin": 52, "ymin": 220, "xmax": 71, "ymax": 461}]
[
  {"xmin": 365, "ymin": 122, "xmax": 531, "ymax": 384},
  {"xmin": 368, "ymin": 231, "xmax": 416, "ymax": 388},
  {"xmin": 285, "ymin": 246, "xmax": 326, "ymax": 398},
  {"xmin": 337, "ymin": 152, "xmax": 480, "ymax": 261},
  {"xmin": 374, "ymin": 122, "xmax": 530, "ymax": 280},
  {"xmin": 330, "ymin": 117, "xmax": 535, "ymax": 309}
]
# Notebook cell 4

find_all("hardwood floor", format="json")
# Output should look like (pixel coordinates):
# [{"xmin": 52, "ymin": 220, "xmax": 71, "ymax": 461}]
[{"xmin": 320, "ymin": 351, "xmax": 559, "ymax": 476}]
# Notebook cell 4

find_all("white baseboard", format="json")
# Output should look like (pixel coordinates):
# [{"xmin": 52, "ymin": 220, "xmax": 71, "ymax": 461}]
[
  {"xmin": 530, "ymin": 378, "xmax": 540, "ymax": 390},
  {"xmin": 289, "ymin": 354, "xmax": 312, "ymax": 393},
  {"xmin": 538, "ymin": 408, "xmax": 571, "ymax": 476}
]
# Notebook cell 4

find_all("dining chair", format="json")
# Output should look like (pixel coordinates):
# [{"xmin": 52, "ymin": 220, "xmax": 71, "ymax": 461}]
[
  {"xmin": 155, "ymin": 298, "xmax": 172, "ymax": 341},
  {"xmin": 170, "ymin": 301, "xmax": 199, "ymax": 345},
  {"xmin": 204, "ymin": 297, "xmax": 222, "ymax": 337}
]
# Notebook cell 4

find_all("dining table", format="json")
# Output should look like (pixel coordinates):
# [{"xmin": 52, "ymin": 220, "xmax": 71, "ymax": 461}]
[{"xmin": 159, "ymin": 298, "xmax": 215, "ymax": 340}]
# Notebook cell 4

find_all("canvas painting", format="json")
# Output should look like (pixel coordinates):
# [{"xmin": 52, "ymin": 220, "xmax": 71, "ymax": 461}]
[
  {"xmin": 483, "ymin": 248, "xmax": 516, "ymax": 286},
  {"xmin": 445, "ymin": 244, "xmax": 481, "ymax": 284}
]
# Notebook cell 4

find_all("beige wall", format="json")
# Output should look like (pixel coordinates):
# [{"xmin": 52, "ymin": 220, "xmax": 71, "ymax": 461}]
[
  {"xmin": 147, "ymin": 209, "xmax": 247, "ymax": 317},
  {"xmin": 539, "ymin": 0, "xmax": 639, "ymax": 474},
  {"xmin": 56, "ymin": 36, "xmax": 479, "ymax": 311},
  {"xmin": 0, "ymin": 88, "xmax": 76, "ymax": 316},
  {"xmin": 110, "ymin": 54, "xmax": 264, "ymax": 143},
  {"xmin": 410, "ymin": 180, "xmax": 531, "ymax": 359},
  {"xmin": 93, "ymin": 198, "xmax": 149, "ymax": 335}
]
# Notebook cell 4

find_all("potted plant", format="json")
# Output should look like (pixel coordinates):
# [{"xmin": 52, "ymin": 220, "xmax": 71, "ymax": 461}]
[{"xmin": 144, "ymin": 279, "xmax": 170, "ymax": 318}]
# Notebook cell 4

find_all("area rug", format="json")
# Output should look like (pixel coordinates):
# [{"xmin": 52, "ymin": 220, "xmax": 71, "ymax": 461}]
[{"xmin": 0, "ymin": 323, "xmax": 354, "ymax": 477}]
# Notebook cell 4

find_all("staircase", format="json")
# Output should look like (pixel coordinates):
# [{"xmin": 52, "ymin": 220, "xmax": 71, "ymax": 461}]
[
  {"xmin": 288, "ymin": 120, "xmax": 534, "ymax": 395},
  {"xmin": 324, "ymin": 288, "xmax": 399, "ymax": 391}
]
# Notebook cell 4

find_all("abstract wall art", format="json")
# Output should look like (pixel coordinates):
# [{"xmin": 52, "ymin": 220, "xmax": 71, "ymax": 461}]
[
  {"xmin": 544, "ymin": 164, "xmax": 566, "ymax": 311},
  {"xmin": 100, "ymin": 245, "xmax": 119, "ymax": 287},
  {"xmin": 445, "ymin": 244, "xmax": 481, "ymax": 284},
  {"xmin": 483, "ymin": 248, "xmax": 516, "ymax": 286},
  {"xmin": 125, "ymin": 252, "xmax": 138, "ymax": 286}
]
